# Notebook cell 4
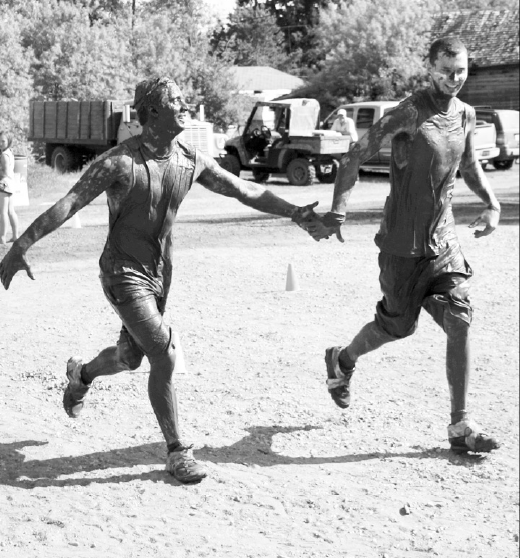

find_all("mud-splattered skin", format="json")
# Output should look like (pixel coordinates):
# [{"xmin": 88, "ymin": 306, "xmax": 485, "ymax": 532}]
[
  {"xmin": 312, "ymin": 52, "xmax": 500, "ymax": 243},
  {"xmin": 0, "ymin": 86, "xmax": 302, "ymax": 291},
  {"xmin": 0, "ymin": 79, "xmax": 323, "ymax": 475},
  {"xmin": 315, "ymin": 48, "xmax": 502, "ymax": 449}
]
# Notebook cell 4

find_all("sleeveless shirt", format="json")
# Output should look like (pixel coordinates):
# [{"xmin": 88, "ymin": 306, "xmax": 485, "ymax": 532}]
[
  {"xmin": 99, "ymin": 136, "xmax": 199, "ymax": 292},
  {"xmin": 374, "ymin": 90, "xmax": 473, "ymax": 258}
]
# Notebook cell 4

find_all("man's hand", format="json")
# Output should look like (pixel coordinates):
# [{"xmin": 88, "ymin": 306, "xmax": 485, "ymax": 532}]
[
  {"xmin": 0, "ymin": 245, "xmax": 34, "ymax": 290},
  {"xmin": 291, "ymin": 203, "xmax": 344, "ymax": 243},
  {"xmin": 468, "ymin": 205, "xmax": 500, "ymax": 238},
  {"xmin": 297, "ymin": 209, "xmax": 345, "ymax": 243}
]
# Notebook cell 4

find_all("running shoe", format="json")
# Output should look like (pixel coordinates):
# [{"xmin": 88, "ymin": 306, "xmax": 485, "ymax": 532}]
[
  {"xmin": 63, "ymin": 356, "xmax": 90, "ymax": 418},
  {"xmin": 448, "ymin": 419, "xmax": 500, "ymax": 453},
  {"xmin": 166, "ymin": 446, "xmax": 207, "ymax": 483},
  {"xmin": 325, "ymin": 346, "xmax": 355, "ymax": 409}
]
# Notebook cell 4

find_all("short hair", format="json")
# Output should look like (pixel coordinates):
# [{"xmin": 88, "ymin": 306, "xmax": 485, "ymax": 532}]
[
  {"xmin": 0, "ymin": 131, "xmax": 13, "ymax": 148},
  {"xmin": 429, "ymin": 37, "xmax": 467, "ymax": 65},
  {"xmin": 132, "ymin": 77, "xmax": 179, "ymax": 125}
]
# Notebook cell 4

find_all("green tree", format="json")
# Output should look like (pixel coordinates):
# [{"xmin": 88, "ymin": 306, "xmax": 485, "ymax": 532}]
[
  {"xmin": 303, "ymin": 0, "xmax": 433, "ymax": 112},
  {"xmin": 0, "ymin": 8, "xmax": 33, "ymax": 149},
  {"xmin": 237, "ymin": 0, "xmax": 340, "ymax": 69},
  {"xmin": 131, "ymin": 0, "xmax": 243, "ymax": 128},
  {"xmin": 212, "ymin": 5, "xmax": 291, "ymax": 69},
  {"xmin": 20, "ymin": 0, "xmax": 133, "ymax": 100}
]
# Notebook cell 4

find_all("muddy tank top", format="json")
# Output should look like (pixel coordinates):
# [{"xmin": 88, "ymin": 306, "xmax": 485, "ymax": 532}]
[
  {"xmin": 99, "ymin": 136, "xmax": 198, "ymax": 289},
  {"xmin": 375, "ymin": 90, "xmax": 472, "ymax": 258}
]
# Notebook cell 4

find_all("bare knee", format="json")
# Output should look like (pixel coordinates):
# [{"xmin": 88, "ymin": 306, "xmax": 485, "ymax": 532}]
[
  {"xmin": 423, "ymin": 294, "xmax": 472, "ymax": 335},
  {"xmin": 149, "ymin": 348, "xmax": 176, "ymax": 375}
]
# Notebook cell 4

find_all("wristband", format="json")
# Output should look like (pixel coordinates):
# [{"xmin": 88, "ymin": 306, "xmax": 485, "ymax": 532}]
[{"xmin": 487, "ymin": 204, "xmax": 501, "ymax": 213}]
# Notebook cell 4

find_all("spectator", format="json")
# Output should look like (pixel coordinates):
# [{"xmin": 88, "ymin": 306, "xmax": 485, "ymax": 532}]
[
  {"xmin": 0, "ymin": 131, "xmax": 20, "ymax": 245},
  {"xmin": 331, "ymin": 109, "xmax": 358, "ymax": 142}
]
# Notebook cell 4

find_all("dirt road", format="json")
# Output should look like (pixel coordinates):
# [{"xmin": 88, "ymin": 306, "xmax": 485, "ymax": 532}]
[{"xmin": 0, "ymin": 167, "xmax": 518, "ymax": 558}]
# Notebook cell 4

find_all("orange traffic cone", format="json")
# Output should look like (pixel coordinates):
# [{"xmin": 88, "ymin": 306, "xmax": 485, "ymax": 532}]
[
  {"xmin": 285, "ymin": 263, "xmax": 300, "ymax": 291},
  {"xmin": 172, "ymin": 331, "xmax": 187, "ymax": 374}
]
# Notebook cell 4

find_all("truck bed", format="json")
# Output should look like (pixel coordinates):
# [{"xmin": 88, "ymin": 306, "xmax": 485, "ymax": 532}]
[
  {"xmin": 286, "ymin": 134, "xmax": 350, "ymax": 155},
  {"xmin": 28, "ymin": 100, "xmax": 125, "ymax": 145}
]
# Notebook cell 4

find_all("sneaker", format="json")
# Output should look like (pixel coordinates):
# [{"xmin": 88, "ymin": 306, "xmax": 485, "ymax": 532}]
[
  {"xmin": 166, "ymin": 446, "xmax": 207, "ymax": 484},
  {"xmin": 448, "ymin": 419, "xmax": 500, "ymax": 453},
  {"xmin": 325, "ymin": 346, "xmax": 355, "ymax": 409},
  {"xmin": 63, "ymin": 356, "xmax": 90, "ymax": 418}
]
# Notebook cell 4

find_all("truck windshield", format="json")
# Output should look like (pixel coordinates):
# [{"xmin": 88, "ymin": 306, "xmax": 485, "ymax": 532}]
[{"xmin": 247, "ymin": 106, "xmax": 277, "ymax": 133}]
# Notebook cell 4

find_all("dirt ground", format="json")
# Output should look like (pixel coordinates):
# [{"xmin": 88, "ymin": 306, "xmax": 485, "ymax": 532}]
[{"xmin": 0, "ymin": 166, "xmax": 518, "ymax": 558}]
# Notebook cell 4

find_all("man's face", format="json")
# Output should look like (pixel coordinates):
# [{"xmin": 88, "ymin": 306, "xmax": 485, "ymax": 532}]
[
  {"xmin": 429, "ymin": 51, "xmax": 468, "ymax": 99},
  {"xmin": 155, "ymin": 82, "xmax": 189, "ymax": 133},
  {"xmin": 0, "ymin": 135, "xmax": 9, "ymax": 151}
]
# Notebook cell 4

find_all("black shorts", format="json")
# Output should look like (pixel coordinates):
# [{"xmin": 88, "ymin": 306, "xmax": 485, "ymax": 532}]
[{"xmin": 375, "ymin": 243, "xmax": 473, "ymax": 338}]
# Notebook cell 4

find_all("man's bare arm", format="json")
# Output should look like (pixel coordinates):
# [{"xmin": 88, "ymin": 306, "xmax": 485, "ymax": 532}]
[
  {"xmin": 17, "ymin": 153, "xmax": 128, "ymax": 253},
  {"xmin": 331, "ymin": 102, "xmax": 418, "ymax": 215},
  {"xmin": 459, "ymin": 110, "xmax": 501, "ymax": 237},
  {"xmin": 196, "ymin": 154, "xmax": 299, "ymax": 218},
  {"xmin": 0, "ymin": 152, "xmax": 129, "ymax": 289}
]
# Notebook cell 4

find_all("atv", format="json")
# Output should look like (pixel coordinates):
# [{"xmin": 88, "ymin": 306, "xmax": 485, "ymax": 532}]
[{"xmin": 218, "ymin": 99, "xmax": 350, "ymax": 186}]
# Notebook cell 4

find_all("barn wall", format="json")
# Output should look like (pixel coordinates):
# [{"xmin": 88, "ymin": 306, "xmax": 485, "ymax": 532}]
[{"xmin": 459, "ymin": 64, "xmax": 519, "ymax": 109}]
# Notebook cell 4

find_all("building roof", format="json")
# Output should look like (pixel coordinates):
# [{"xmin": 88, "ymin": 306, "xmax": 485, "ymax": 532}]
[
  {"xmin": 431, "ymin": 9, "xmax": 519, "ymax": 67},
  {"xmin": 231, "ymin": 66, "xmax": 305, "ymax": 92}
]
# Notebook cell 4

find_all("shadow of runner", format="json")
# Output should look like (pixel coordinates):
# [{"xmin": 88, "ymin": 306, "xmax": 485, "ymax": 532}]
[{"xmin": 0, "ymin": 426, "xmax": 486, "ymax": 489}]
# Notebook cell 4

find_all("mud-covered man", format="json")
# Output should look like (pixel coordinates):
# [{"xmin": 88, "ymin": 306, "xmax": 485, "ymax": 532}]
[
  {"xmin": 0, "ymin": 77, "xmax": 322, "ymax": 483},
  {"xmin": 309, "ymin": 37, "xmax": 501, "ymax": 454}
]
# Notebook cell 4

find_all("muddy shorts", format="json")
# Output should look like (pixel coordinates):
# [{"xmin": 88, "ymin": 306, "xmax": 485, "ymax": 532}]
[
  {"xmin": 375, "ymin": 243, "xmax": 473, "ymax": 339},
  {"xmin": 100, "ymin": 275, "xmax": 172, "ymax": 360}
]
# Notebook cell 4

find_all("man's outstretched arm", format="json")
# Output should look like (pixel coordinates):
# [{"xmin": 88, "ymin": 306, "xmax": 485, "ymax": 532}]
[
  {"xmin": 0, "ymin": 154, "xmax": 127, "ymax": 289},
  {"xmin": 313, "ymin": 102, "xmax": 418, "ymax": 241},
  {"xmin": 459, "ymin": 110, "xmax": 501, "ymax": 238},
  {"xmin": 196, "ymin": 154, "xmax": 327, "ymax": 232}
]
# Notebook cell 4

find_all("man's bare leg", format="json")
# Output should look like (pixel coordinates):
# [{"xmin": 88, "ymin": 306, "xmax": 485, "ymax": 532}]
[
  {"xmin": 444, "ymin": 317, "xmax": 499, "ymax": 453},
  {"xmin": 326, "ymin": 321, "xmax": 396, "ymax": 408},
  {"xmin": 339, "ymin": 321, "xmax": 396, "ymax": 368}
]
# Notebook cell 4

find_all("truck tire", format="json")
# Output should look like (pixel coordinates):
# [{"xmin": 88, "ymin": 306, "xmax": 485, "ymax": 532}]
[
  {"xmin": 493, "ymin": 159, "xmax": 514, "ymax": 170},
  {"xmin": 252, "ymin": 169, "xmax": 270, "ymax": 183},
  {"xmin": 51, "ymin": 147, "xmax": 76, "ymax": 173},
  {"xmin": 287, "ymin": 158, "xmax": 316, "ymax": 186},
  {"xmin": 219, "ymin": 154, "xmax": 241, "ymax": 176},
  {"xmin": 316, "ymin": 160, "xmax": 339, "ymax": 183}
]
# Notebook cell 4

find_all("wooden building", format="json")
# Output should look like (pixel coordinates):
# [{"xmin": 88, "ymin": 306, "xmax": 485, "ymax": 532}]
[{"xmin": 432, "ymin": 10, "xmax": 519, "ymax": 109}]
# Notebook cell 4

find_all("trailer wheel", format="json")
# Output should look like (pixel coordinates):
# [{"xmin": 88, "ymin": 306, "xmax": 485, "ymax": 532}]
[
  {"xmin": 219, "ymin": 154, "xmax": 241, "ymax": 176},
  {"xmin": 51, "ymin": 147, "xmax": 76, "ymax": 173},
  {"xmin": 316, "ymin": 160, "xmax": 339, "ymax": 183},
  {"xmin": 252, "ymin": 169, "xmax": 270, "ymax": 183},
  {"xmin": 287, "ymin": 158, "xmax": 316, "ymax": 186}
]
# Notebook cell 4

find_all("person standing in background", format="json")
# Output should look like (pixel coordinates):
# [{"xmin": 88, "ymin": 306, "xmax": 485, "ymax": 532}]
[
  {"xmin": 331, "ymin": 109, "xmax": 358, "ymax": 143},
  {"xmin": 0, "ymin": 131, "xmax": 20, "ymax": 245}
]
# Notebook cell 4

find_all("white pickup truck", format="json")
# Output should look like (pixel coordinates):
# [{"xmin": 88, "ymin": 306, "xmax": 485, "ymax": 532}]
[{"xmin": 322, "ymin": 100, "xmax": 500, "ymax": 172}]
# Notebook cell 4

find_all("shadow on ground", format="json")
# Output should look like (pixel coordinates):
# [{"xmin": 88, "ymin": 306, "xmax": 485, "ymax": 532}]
[{"xmin": 0, "ymin": 425, "xmax": 486, "ymax": 489}]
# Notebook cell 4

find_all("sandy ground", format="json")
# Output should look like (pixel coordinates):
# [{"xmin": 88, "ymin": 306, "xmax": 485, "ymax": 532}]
[{"xmin": 0, "ymin": 166, "xmax": 518, "ymax": 558}]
